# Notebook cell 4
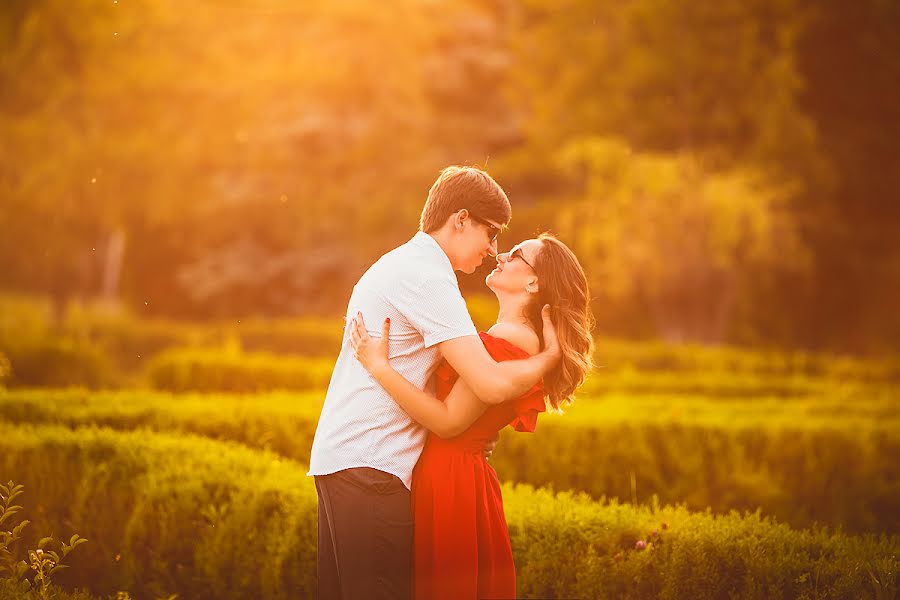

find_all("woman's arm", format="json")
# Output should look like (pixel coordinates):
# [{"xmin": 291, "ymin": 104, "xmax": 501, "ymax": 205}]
[{"xmin": 350, "ymin": 314, "xmax": 487, "ymax": 438}]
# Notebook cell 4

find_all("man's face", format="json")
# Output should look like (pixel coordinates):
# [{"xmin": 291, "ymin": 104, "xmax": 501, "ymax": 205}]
[{"xmin": 458, "ymin": 211, "xmax": 501, "ymax": 274}]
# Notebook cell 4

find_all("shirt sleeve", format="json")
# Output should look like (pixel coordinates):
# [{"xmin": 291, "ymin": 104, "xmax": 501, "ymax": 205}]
[{"xmin": 398, "ymin": 276, "xmax": 478, "ymax": 348}]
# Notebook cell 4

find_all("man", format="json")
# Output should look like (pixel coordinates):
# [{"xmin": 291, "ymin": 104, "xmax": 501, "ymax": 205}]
[{"xmin": 308, "ymin": 166, "xmax": 559, "ymax": 599}]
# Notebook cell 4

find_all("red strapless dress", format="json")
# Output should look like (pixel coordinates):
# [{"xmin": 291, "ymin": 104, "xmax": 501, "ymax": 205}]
[{"xmin": 411, "ymin": 332, "xmax": 546, "ymax": 600}]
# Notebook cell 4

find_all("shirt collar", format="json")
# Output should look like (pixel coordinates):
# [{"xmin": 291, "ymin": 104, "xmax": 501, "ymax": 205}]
[{"xmin": 410, "ymin": 231, "xmax": 454, "ymax": 274}]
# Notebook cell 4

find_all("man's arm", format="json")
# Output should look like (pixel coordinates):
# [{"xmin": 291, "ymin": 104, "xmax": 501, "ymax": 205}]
[{"xmin": 438, "ymin": 305, "xmax": 560, "ymax": 405}]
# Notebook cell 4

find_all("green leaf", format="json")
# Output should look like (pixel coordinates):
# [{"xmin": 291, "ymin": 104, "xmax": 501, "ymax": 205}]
[
  {"xmin": 0, "ymin": 506, "xmax": 22, "ymax": 526},
  {"xmin": 49, "ymin": 564, "xmax": 69, "ymax": 575},
  {"xmin": 1, "ymin": 486, "xmax": 24, "ymax": 506},
  {"xmin": 11, "ymin": 519, "xmax": 30, "ymax": 538},
  {"xmin": 15, "ymin": 560, "xmax": 29, "ymax": 578},
  {"xmin": 37, "ymin": 537, "xmax": 54, "ymax": 549}
]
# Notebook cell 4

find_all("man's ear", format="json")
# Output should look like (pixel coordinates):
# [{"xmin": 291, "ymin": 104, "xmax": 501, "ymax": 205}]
[{"xmin": 455, "ymin": 209, "xmax": 469, "ymax": 231}]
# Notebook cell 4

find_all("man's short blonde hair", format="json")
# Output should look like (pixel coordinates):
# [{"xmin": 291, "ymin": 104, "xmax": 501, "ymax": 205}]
[{"xmin": 419, "ymin": 166, "xmax": 511, "ymax": 233}]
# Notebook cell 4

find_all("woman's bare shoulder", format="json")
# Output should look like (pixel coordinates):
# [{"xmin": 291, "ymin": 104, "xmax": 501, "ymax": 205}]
[{"xmin": 486, "ymin": 322, "xmax": 541, "ymax": 356}]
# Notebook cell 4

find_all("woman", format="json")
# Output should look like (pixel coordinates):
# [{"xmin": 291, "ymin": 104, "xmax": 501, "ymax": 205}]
[{"xmin": 349, "ymin": 233, "xmax": 594, "ymax": 600}]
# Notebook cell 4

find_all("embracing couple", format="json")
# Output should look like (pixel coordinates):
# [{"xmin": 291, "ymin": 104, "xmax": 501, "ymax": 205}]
[{"xmin": 308, "ymin": 166, "xmax": 594, "ymax": 600}]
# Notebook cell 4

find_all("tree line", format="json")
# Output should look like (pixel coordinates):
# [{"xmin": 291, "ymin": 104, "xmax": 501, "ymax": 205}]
[{"xmin": 1, "ymin": 0, "xmax": 897, "ymax": 353}]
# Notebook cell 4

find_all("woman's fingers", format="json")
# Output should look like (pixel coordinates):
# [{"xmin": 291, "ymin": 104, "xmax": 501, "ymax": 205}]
[
  {"xmin": 349, "ymin": 315, "xmax": 369, "ymax": 342},
  {"xmin": 355, "ymin": 312, "xmax": 369, "ymax": 338},
  {"xmin": 382, "ymin": 317, "xmax": 391, "ymax": 340},
  {"xmin": 540, "ymin": 304, "xmax": 561, "ymax": 356}
]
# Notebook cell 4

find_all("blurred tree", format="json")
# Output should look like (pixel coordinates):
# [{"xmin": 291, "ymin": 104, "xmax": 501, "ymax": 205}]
[
  {"xmin": 505, "ymin": 0, "xmax": 828, "ymax": 186},
  {"xmin": 550, "ymin": 137, "xmax": 806, "ymax": 342},
  {"xmin": 492, "ymin": 0, "xmax": 838, "ymax": 347},
  {"xmin": 0, "ymin": 0, "xmax": 517, "ymax": 318},
  {"xmin": 0, "ymin": 0, "xmax": 132, "ymax": 321},
  {"xmin": 1, "ymin": 0, "xmax": 897, "ymax": 351},
  {"xmin": 792, "ymin": 0, "xmax": 900, "ymax": 352}
]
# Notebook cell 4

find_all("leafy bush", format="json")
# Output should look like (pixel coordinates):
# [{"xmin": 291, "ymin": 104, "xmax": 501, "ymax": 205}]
[
  {"xmin": 579, "ymin": 369, "xmax": 830, "ymax": 397},
  {"xmin": 0, "ymin": 424, "xmax": 318, "ymax": 600},
  {"xmin": 3, "ymin": 293, "xmax": 898, "ymax": 390},
  {"xmin": 1, "ymin": 388, "xmax": 897, "ymax": 533},
  {"xmin": 1, "ymin": 339, "xmax": 117, "ymax": 389},
  {"xmin": 504, "ymin": 484, "xmax": 899, "ymax": 600},
  {"xmin": 233, "ymin": 318, "xmax": 343, "ymax": 357},
  {"xmin": 0, "ymin": 423, "xmax": 896, "ymax": 600},
  {"xmin": 0, "ymin": 578, "xmax": 96, "ymax": 600},
  {"xmin": 493, "ymin": 419, "xmax": 900, "ymax": 534},
  {"xmin": 146, "ymin": 348, "xmax": 335, "ymax": 392},
  {"xmin": 0, "ymin": 295, "xmax": 53, "ymax": 346},
  {"xmin": 0, "ymin": 353, "xmax": 9, "ymax": 387},
  {"xmin": 1, "ymin": 481, "xmax": 89, "ymax": 600},
  {"xmin": 596, "ymin": 338, "xmax": 900, "ymax": 382},
  {"xmin": 0, "ymin": 389, "xmax": 322, "ymax": 463},
  {"xmin": 62, "ymin": 306, "xmax": 210, "ymax": 373}
]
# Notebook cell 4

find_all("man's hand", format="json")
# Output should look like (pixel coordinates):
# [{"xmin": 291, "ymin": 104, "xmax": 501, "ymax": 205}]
[
  {"xmin": 482, "ymin": 432, "xmax": 500, "ymax": 461},
  {"xmin": 540, "ymin": 304, "xmax": 562, "ymax": 367}
]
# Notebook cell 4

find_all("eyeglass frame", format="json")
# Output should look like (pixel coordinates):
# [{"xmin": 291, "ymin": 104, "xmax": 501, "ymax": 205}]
[
  {"xmin": 467, "ymin": 213, "xmax": 501, "ymax": 244},
  {"xmin": 507, "ymin": 245, "xmax": 535, "ymax": 270}
]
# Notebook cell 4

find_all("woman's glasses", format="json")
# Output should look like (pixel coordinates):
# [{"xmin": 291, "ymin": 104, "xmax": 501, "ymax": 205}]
[{"xmin": 509, "ymin": 246, "xmax": 534, "ymax": 270}]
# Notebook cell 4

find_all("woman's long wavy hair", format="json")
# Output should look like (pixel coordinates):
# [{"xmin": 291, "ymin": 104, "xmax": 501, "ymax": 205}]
[{"xmin": 525, "ymin": 233, "xmax": 595, "ymax": 409}]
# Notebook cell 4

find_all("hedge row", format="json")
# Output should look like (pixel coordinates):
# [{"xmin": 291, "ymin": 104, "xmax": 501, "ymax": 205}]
[
  {"xmin": 489, "ymin": 392, "xmax": 900, "ymax": 534},
  {"xmin": 0, "ymin": 339, "xmax": 119, "ymax": 389},
  {"xmin": 2, "ymin": 388, "xmax": 897, "ymax": 533},
  {"xmin": 578, "ymin": 369, "xmax": 833, "ymax": 398},
  {"xmin": 145, "ymin": 350, "xmax": 846, "ymax": 395},
  {"xmin": 1, "ymin": 423, "xmax": 897, "ymax": 600},
  {"xmin": 146, "ymin": 351, "xmax": 850, "ymax": 395},
  {"xmin": 493, "ymin": 418, "xmax": 900, "ymax": 535},
  {"xmin": 0, "ymin": 424, "xmax": 318, "ymax": 600},
  {"xmin": 145, "ymin": 348, "xmax": 335, "ymax": 393},
  {"xmin": 0, "ymin": 337, "xmax": 856, "ymax": 396},
  {"xmin": 4, "ymin": 293, "xmax": 898, "ymax": 389},
  {"xmin": 594, "ymin": 338, "xmax": 900, "ymax": 382}
]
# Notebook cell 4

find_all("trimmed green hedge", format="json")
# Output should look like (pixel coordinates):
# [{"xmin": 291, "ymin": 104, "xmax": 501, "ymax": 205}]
[
  {"xmin": 504, "ymin": 485, "xmax": 899, "ymax": 600},
  {"xmin": 578, "ymin": 369, "xmax": 832, "ymax": 397},
  {"xmin": 0, "ymin": 423, "xmax": 897, "ymax": 600},
  {"xmin": 145, "ymin": 348, "xmax": 335, "ymax": 392},
  {"xmin": 1, "ymin": 388, "xmax": 897, "ymax": 534},
  {"xmin": 232, "ymin": 318, "xmax": 343, "ymax": 357},
  {"xmin": 4, "ymin": 293, "xmax": 898, "ymax": 390},
  {"xmin": 1, "ymin": 339, "xmax": 118, "ymax": 389},
  {"xmin": 594, "ymin": 338, "xmax": 900, "ymax": 381},
  {"xmin": 494, "ymin": 419, "xmax": 900, "ymax": 535},
  {"xmin": 0, "ymin": 424, "xmax": 317, "ymax": 600}
]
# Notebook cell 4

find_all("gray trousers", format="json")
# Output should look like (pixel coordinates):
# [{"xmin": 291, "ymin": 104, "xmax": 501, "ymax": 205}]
[{"xmin": 315, "ymin": 468, "xmax": 413, "ymax": 600}]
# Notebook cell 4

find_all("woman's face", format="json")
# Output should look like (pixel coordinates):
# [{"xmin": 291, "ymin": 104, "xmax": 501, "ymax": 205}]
[{"xmin": 486, "ymin": 239, "xmax": 543, "ymax": 294}]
